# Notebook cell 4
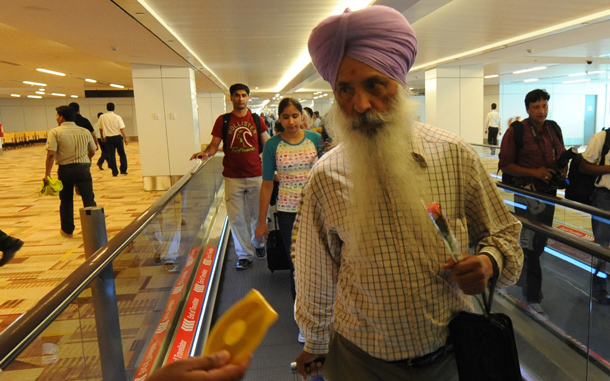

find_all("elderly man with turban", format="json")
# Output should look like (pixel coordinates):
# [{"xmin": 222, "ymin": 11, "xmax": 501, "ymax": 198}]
[{"xmin": 292, "ymin": 6, "xmax": 523, "ymax": 380}]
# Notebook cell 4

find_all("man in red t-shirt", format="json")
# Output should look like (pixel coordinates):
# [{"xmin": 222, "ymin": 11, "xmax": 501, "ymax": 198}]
[{"xmin": 191, "ymin": 84, "xmax": 270, "ymax": 269}]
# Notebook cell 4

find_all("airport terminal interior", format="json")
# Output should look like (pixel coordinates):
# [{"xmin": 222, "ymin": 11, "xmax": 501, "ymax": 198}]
[{"xmin": 2, "ymin": 1, "xmax": 610, "ymax": 380}]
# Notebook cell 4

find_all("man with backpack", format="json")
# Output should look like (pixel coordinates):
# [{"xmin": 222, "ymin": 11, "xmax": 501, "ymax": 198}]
[
  {"xmin": 580, "ymin": 129, "xmax": 610, "ymax": 304},
  {"xmin": 190, "ymin": 83, "xmax": 270, "ymax": 269},
  {"xmin": 499, "ymin": 89, "xmax": 567, "ymax": 318}
]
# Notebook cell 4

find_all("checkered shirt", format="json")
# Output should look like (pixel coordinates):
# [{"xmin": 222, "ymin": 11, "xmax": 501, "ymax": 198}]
[{"xmin": 293, "ymin": 122, "xmax": 523, "ymax": 360}]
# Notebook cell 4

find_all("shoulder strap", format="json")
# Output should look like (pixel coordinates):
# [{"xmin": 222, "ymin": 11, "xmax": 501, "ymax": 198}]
[
  {"xmin": 221, "ymin": 113, "xmax": 231, "ymax": 148},
  {"xmin": 547, "ymin": 120, "xmax": 564, "ymax": 143},
  {"xmin": 511, "ymin": 121, "xmax": 524, "ymax": 154},
  {"xmin": 251, "ymin": 112, "xmax": 263, "ymax": 153}
]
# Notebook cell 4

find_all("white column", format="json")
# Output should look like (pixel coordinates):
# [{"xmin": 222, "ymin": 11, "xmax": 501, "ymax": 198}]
[
  {"xmin": 132, "ymin": 64, "xmax": 200, "ymax": 191},
  {"xmin": 197, "ymin": 92, "xmax": 226, "ymax": 150},
  {"xmin": 425, "ymin": 65, "xmax": 484, "ymax": 145}
]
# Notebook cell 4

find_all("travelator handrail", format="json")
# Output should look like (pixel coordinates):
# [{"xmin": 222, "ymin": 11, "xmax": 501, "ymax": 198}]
[
  {"xmin": 497, "ymin": 181, "xmax": 610, "ymax": 224},
  {"xmin": 497, "ymin": 182, "xmax": 610, "ymax": 264},
  {"xmin": 0, "ymin": 159, "xmax": 209, "ymax": 369}
]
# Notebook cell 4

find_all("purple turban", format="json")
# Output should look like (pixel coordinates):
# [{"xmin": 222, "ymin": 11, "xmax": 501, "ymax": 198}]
[{"xmin": 308, "ymin": 6, "xmax": 417, "ymax": 91}]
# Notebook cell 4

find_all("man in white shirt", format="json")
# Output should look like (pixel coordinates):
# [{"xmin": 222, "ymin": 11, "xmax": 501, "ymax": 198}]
[
  {"xmin": 484, "ymin": 103, "xmax": 501, "ymax": 154},
  {"xmin": 98, "ymin": 102, "xmax": 129, "ymax": 176},
  {"xmin": 580, "ymin": 130, "xmax": 610, "ymax": 305}
]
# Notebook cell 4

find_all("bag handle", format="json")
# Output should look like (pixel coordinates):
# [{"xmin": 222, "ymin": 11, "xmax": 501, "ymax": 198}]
[{"xmin": 481, "ymin": 254, "xmax": 500, "ymax": 314}]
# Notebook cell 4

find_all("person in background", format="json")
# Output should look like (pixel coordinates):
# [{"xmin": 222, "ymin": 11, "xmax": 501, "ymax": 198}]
[
  {"xmin": 484, "ymin": 102, "xmax": 501, "ymax": 155},
  {"xmin": 98, "ymin": 102, "xmax": 129, "ymax": 176},
  {"xmin": 44, "ymin": 105, "xmax": 97, "ymax": 238},
  {"xmin": 255, "ymin": 97, "xmax": 323, "ymax": 310},
  {"xmin": 302, "ymin": 107, "xmax": 314, "ymax": 130},
  {"xmin": 0, "ymin": 230, "xmax": 23, "ymax": 266},
  {"xmin": 190, "ymin": 83, "xmax": 270, "ymax": 270},
  {"xmin": 69, "ymin": 102, "xmax": 99, "ymax": 152},
  {"xmin": 499, "ymin": 89, "xmax": 566, "ymax": 318},
  {"xmin": 94, "ymin": 112, "xmax": 109, "ymax": 170},
  {"xmin": 146, "ymin": 350, "xmax": 250, "ymax": 381},
  {"xmin": 580, "ymin": 129, "xmax": 610, "ymax": 304},
  {"xmin": 294, "ymin": 6, "xmax": 522, "ymax": 380}
]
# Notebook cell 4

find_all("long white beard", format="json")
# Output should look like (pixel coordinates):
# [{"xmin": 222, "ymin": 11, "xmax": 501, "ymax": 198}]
[{"xmin": 325, "ymin": 88, "xmax": 432, "ymax": 257}]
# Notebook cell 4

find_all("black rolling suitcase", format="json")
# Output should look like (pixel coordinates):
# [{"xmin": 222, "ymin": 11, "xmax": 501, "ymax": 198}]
[{"xmin": 266, "ymin": 213, "xmax": 291, "ymax": 273}]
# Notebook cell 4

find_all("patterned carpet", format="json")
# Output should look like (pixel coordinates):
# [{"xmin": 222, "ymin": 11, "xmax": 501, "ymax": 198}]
[{"xmin": 0, "ymin": 141, "xmax": 162, "ymax": 333}]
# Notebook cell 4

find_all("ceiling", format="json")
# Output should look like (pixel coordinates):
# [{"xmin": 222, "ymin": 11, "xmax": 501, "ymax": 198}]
[{"xmin": 2, "ymin": 0, "xmax": 610, "ymax": 109}]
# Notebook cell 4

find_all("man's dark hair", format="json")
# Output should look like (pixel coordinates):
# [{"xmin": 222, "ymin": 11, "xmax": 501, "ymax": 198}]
[
  {"xmin": 106, "ymin": 102, "xmax": 115, "ymax": 111},
  {"xmin": 68, "ymin": 102, "xmax": 80, "ymax": 112},
  {"xmin": 303, "ymin": 107, "xmax": 314, "ymax": 118},
  {"xmin": 491, "ymin": 103, "xmax": 497, "ymax": 110},
  {"xmin": 524, "ymin": 89, "xmax": 550, "ymax": 109},
  {"xmin": 97, "ymin": 112, "xmax": 103, "ymax": 118},
  {"xmin": 314, "ymin": 111, "xmax": 320, "ymax": 117},
  {"xmin": 229, "ymin": 83, "xmax": 250, "ymax": 96},
  {"xmin": 56, "ymin": 105, "xmax": 77, "ymax": 121}
]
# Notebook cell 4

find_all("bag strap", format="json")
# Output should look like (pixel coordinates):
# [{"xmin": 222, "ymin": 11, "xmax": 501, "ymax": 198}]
[
  {"xmin": 221, "ymin": 113, "xmax": 231, "ymax": 149},
  {"xmin": 481, "ymin": 255, "xmax": 500, "ymax": 314}
]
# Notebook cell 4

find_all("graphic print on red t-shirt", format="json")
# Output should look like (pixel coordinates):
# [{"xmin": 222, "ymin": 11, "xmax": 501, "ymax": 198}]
[
  {"xmin": 228, "ymin": 120, "xmax": 257, "ymax": 154},
  {"xmin": 211, "ymin": 112, "xmax": 265, "ymax": 178}
]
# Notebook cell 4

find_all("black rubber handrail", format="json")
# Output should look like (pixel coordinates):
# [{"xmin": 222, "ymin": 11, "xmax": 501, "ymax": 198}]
[{"xmin": 0, "ymin": 159, "xmax": 208, "ymax": 369}]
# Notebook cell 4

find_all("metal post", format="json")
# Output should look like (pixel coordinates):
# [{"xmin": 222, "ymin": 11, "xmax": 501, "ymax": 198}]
[{"xmin": 80, "ymin": 207, "xmax": 127, "ymax": 381}]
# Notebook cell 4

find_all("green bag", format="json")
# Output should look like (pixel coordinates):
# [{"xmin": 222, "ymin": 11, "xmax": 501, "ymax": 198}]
[{"xmin": 39, "ymin": 176, "xmax": 63, "ymax": 196}]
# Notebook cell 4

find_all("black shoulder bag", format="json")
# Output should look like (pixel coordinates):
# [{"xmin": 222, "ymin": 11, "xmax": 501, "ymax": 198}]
[{"xmin": 448, "ymin": 271, "xmax": 522, "ymax": 381}]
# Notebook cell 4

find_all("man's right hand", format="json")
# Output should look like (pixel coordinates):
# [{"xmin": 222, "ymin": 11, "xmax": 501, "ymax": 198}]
[
  {"xmin": 191, "ymin": 152, "xmax": 208, "ymax": 160},
  {"xmin": 295, "ymin": 351, "xmax": 326, "ymax": 380}
]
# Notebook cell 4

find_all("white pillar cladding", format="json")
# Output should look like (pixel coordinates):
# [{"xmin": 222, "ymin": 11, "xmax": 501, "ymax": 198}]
[
  {"xmin": 132, "ymin": 64, "xmax": 200, "ymax": 191},
  {"xmin": 425, "ymin": 65, "xmax": 484, "ymax": 145},
  {"xmin": 197, "ymin": 92, "xmax": 226, "ymax": 150}
]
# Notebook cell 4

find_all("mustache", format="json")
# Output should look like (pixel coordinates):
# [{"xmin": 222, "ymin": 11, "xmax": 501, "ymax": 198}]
[{"xmin": 350, "ymin": 110, "xmax": 391, "ymax": 130}]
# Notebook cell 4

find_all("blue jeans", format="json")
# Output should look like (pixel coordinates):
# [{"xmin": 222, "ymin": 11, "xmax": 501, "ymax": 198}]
[{"xmin": 591, "ymin": 187, "xmax": 610, "ymax": 293}]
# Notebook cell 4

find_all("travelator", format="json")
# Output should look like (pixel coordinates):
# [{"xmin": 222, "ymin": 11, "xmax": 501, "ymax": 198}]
[{"xmin": 1, "ymin": 151, "xmax": 610, "ymax": 381}]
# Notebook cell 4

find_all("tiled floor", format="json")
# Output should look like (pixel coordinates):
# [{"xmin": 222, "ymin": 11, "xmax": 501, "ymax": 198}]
[{"xmin": 0, "ymin": 141, "xmax": 162, "ymax": 332}]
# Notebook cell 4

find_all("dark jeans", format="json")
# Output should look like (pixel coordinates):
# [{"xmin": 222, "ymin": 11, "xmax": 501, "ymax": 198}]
[
  {"xmin": 488, "ymin": 127, "xmax": 499, "ymax": 154},
  {"xmin": 58, "ymin": 164, "xmax": 96, "ymax": 234},
  {"xmin": 591, "ymin": 187, "xmax": 610, "ymax": 294},
  {"xmin": 277, "ymin": 211, "xmax": 296, "ymax": 300},
  {"xmin": 105, "ymin": 135, "xmax": 128, "ymax": 176},
  {"xmin": 97, "ymin": 138, "xmax": 109, "ymax": 167},
  {"xmin": 514, "ymin": 190, "xmax": 556, "ymax": 303}
]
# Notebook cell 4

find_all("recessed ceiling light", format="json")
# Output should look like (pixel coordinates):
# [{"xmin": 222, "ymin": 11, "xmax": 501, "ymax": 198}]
[
  {"xmin": 27, "ymin": 95, "xmax": 42, "ymax": 99},
  {"xmin": 35, "ymin": 91, "xmax": 45, "ymax": 95},
  {"xmin": 23, "ymin": 81, "xmax": 47, "ymax": 86},
  {"xmin": 484, "ymin": 74, "xmax": 499, "ymax": 79},
  {"xmin": 110, "ymin": 84, "xmax": 124, "ymax": 88},
  {"xmin": 85, "ymin": 78, "xmax": 97, "ymax": 83},
  {"xmin": 71, "ymin": 95, "xmax": 78, "ymax": 98},
  {"xmin": 588, "ymin": 70, "xmax": 606, "ymax": 75},
  {"xmin": 568, "ymin": 72, "xmax": 587, "ymax": 77},
  {"xmin": 513, "ymin": 66, "xmax": 547, "ymax": 75},
  {"xmin": 36, "ymin": 68, "xmax": 66, "ymax": 76},
  {"xmin": 10, "ymin": 94, "xmax": 20, "ymax": 97},
  {"xmin": 524, "ymin": 78, "xmax": 539, "ymax": 83},
  {"xmin": 51, "ymin": 93, "xmax": 66, "ymax": 97}
]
